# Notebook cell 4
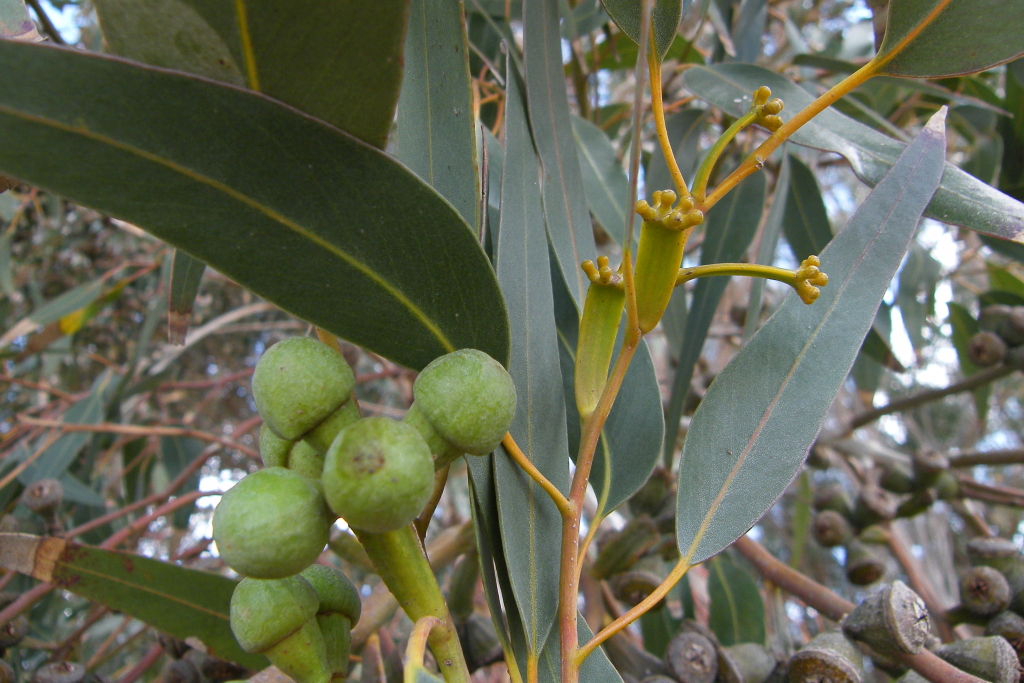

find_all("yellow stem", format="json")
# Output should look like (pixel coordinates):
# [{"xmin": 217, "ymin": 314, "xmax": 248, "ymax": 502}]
[
  {"xmin": 576, "ymin": 558, "xmax": 691, "ymax": 665},
  {"xmin": 697, "ymin": 59, "xmax": 880, "ymax": 213},
  {"xmin": 675, "ymin": 262, "xmax": 800, "ymax": 288},
  {"xmin": 648, "ymin": 52, "xmax": 690, "ymax": 201},
  {"xmin": 690, "ymin": 111, "xmax": 758, "ymax": 202},
  {"xmin": 501, "ymin": 433, "xmax": 571, "ymax": 517},
  {"xmin": 404, "ymin": 617, "xmax": 444, "ymax": 683}
]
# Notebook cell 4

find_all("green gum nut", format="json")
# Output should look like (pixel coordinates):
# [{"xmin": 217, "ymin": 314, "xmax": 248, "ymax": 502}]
[
  {"xmin": 213, "ymin": 467, "xmax": 334, "ymax": 578},
  {"xmin": 260, "ymin": 425, "xmax": 294, "ymax": 468},
  {"xmin": 260, "ymin": 426, "xmax": 324, "ymax": 479},
  {"xmin": 304, "ymin": 398, "xmax": 361, "ymax": 455},
  {"xmin": 253, "ymin": 337, "xmax": 355, "ymax": 441},
  {"xmin": 404, "ymin": 349, "xmax": 517, "ymax": 468},
  {"xmin": 634, "ymin": 191, "xmax": 703, "ymax": 335},
  {"xmin": 230, "ymin": 576, "xmax": 330, "ymax": 683},
  {"xmin": 300, "ymin": 565, "xmax": 361, "ymax": 679},
  {"xmin": 322, "ymin": 417, "xmax": 434, "ymax": 533}
]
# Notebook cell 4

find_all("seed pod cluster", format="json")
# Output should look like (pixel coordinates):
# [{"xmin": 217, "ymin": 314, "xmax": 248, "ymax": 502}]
[{"xmin": 967, "ymin": 304, "xmax": 1024, "ymax": 368}]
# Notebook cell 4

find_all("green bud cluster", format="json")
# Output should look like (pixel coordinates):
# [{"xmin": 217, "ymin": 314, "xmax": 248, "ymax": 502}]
[{"xmin": 211, "ymin": 339, "xmax": 516, "ymax": 683}]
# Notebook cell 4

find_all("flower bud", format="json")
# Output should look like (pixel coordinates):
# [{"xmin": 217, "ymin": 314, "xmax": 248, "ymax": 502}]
[
  {"xmin": 300, "ymin": 564, "xmax": 361, "ymax": 678},
  {"xmin": 665, "ymin": 631, "xmax": 718, "ymax": 683},
  {"xmin": 787, "ymin": 632, "xmax": 863, "ymax": 683},
  {"xmin": 934, "ymin": 636, "xmax": 1019, "ymax": 683},
  {"xmin": 322, "ymin": 417, "xmax": 434, "ymax": 533},
  {"xmin": 968, "ymin": 331, "xmax": 1007, "ymax": 367},
  {"xmin": 252, "ymin": 337, "xmax": 355, "ymax": 441},
  {"xmin": 842, "ymin": 580, "xmax": 930, "ymax": 655},
  {"xmin": 576, "ymin": 257, "xmax": 626, "ymax": 419},
  {"xmin": 403, "ymin": 349, "xmax": 516, "ymax": 467},
  {"xmin": 213, "ymin": 467, "xmax": 334, "ymax": 578}
]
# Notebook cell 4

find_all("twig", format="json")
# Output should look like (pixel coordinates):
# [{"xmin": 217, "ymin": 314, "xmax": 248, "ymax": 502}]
[
  {"xmin": 0, "ymin": 431, "xmax": 62, "ymax": 490},
  {"xmin": 950, "ymin": 448, "xmax": 1024, "ymax": 468},
  {"xmin": 24, "ymin": 0, "xmax": 65, "ymax": 44},
  {"xmin": 116, "ymin": 643, "xmax": 163, "ymax": 683},
  {"xmin": 848, "ymin": 365, "xmax": 1014, "ymax": 431},
  {"xmin": 0, "ymin": 375, "xmax": 75, "ymax": 400},
  {"xmin": 957, "ymin": 476, "xmax": 1024, "ymax": 508},
  {"xmin": 732, "ymin": 536, "xmax": 986, "ymax": 683}
]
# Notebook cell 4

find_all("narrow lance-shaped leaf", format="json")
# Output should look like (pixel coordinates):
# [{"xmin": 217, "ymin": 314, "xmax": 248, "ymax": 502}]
[
  {"xmin": 874, "ymin": 0, "xmax": 1024, "ymax": 78},
  {"xmin": 0, "ymin": 533, "xmax": 266, "ymax": 669},
  {"xmin": 664, "ymin": 174, "xmax": 765, "ymax": 463},
  {"xmin": 571, "ymin": 115, "xmax": 632, "ymax": 245},
  {"xmin": 682, "ymin": 64, "xmax": 1024, "ymax": 241},
  {"xmin": 744, "ymin": 152, "xmax": 790, "ymax": 340},
  {"xmin": 168, "ymin": 249, "xmax": 204, "ymax": 344},
  {"xmin": 707, "ymin": 555, "xmax": 766, "ymax": 646},
  {"xmin": 676, "ymin": 109, "xmax": 947, "ymax": 565},
  {"xmin": 397, "ymin": 0, "xmax": 480, "ymax": 231},
  {"xmin": 0, "ymin": 40, "xmax": 509, "ymax": 370},
  {"xmin": 601, "ymin": 0, "xmax": 683, "ymax": 60},
  {"xmin": 493, "ymin": 60, "xmax": 569, "ymax": 657},
  {"xmin": 523, "ymin": 0, "xmax": 596, "ymax": 307}
]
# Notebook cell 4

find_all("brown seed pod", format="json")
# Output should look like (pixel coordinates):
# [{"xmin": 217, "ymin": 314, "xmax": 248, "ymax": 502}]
[
  {"xmin": 787, "ymin": 632, "xmax": 863, "ymax": 683},
  {"xmin": 22, "ymin": 478, "xmax": 63, "ymax": 516},
  {"xmin": 718, "ymin": 643, "xmax": 778, "ymax": 683},
  {"xmin": 33, "ymin": 663, "xmax": 87, "ymax": 683},
  {"xmin": 934, "ymin": 636, "xmax": 1019, "ymax": 683},
  {"xmin": 592, "ymin": 516, "xmax": 661, "ymax": 579},
  {"xmin": 845, "ymin": 540, "xmax": 886, "ymax": 586},
  {"xmin": 986, "ymin": 611, "xmax": 1024, "ymax": 664},
  {"xmin": 961, "ymin": 566, "xmax": 1012, "ymax": 616},
  {"xmin": 912, "ymin": 449, "xmax": 949, "ymax": 488},
  {"xmin": 812, "ymin": 511, "xmax": 854, "ymax": 548},
  {"xmin": 665, "ymin": 631, "xmax": 718, "ymax": 683},
  {"xmin": 968, "ymin": 331, "xmax": 1008, "ymax": 367},
  {"xmin": 612, "ymin": 570, "xmax": 664, "ymax": 608},
  {"xmin": 851, "ymin": 486, "xmax": 898, "ymax": 527},
  {"xmin": 842, "ymin": 580, "xmax": 930, "ymax": 655},
  {"xmin": 812, "ymin": 483, "xmax": 853, "ymax": 517}
]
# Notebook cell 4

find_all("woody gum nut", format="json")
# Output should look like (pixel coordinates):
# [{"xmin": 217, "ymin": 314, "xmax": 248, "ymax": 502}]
[
  {"xmin": 845, "ymin": 540, "xmax": 886, "ymax": 586},
  {"xmin": 967, "ymin": 538, "xmax": 1024, "ymax": 596},
  {"xmin": 812, "ymin": 510, "xmax": 853, "ymax": 548},
  {"xmin": 213, "ymin": 467, "xmax": 334, "ymax": 578},
  {"xmin": 300, "ymin": 565, "xmax": 362, "ymax": 676},
  {"xmin": 961, "ymin": 566, "xmax": 1011, "ymax": 616},
  {"xmin": 934, "ymin": 636, "xmax": 1019, "ymax": 683},
  {"xmin": 842, "ymin": 580, "xmax": 930, "ymax": 655},
  {"xmin": 718, "ymin": 643, "xmax": 777, "ymax": 683},
  {"xmin": 812, "ymin": 482, "xmax": 853, "ymax": 516},
  {"xmin": 592, "ymin": 515, "xmax": 661, "ymax": 579},
  {"xmin": 409, "ymin": 349, "xmax": 517, "ymax": 457},
  {"xmin": 322, "ymin": 416, "xmax": 434, "ymax": 533},
  {"xmin": 665, "ymin": 631, "xmax": 718, "ymax": 683},
  {"xmin": 253, "ymin": 337, "xmax": 355, "ymax": 441},
  {"xmin": 787, "ymin": 632, "xmax": 863, "ymax": 683},
  {"xmin": 968, "ymin": 331, "xmax": 1007, "ymax": 367},
  {"xmin": 231, "ymin": 576, "xmax": 330, "ymax": 683},
  {"xmin": 986, "ymin": 612, "xmax": 1024, "ymax": 662}
]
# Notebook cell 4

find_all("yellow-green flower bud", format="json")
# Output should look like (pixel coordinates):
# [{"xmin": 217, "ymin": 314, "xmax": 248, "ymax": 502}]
[{"xmin": 575, "ymin": 256, "xmax": 625, "ymax": 418}]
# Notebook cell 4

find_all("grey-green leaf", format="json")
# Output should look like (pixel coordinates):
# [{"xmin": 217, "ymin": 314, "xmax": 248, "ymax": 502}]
[
  {"xmin": 601, "ymin": 0, "xmax": 683, "ymax": 61},
  {"xmin": 707, "ymin": 555, "xmax": 766, "ymax": 646},
  {"xmin": 397, "ymin": 0, "xmax": 479, "ymax": 231},
  {"xmin": 572, "ymin": 114, "xmax": 631, "ymax": 244},
  {"xmin": 675, "ymin": 109, "xmax": 946, "ymax": 565},
  {"xmin": 681, "ymin": 63, "xmax": 1024, "ymax": 241},
  {"xmin": 875, "ymin": 0, "xmax": 1024, "ymax": 78},
  {"xmin": 168, "ymin": 250, "xmax": 204, "ymax": 345},
  {"xmin": 0, "ymin": 40, "xmax": 509, "ymax": 371},
  {"xmin": 493, "ymin": 61, "xmax": 569, "ymax": 655},
  {"xmin": 646, "ymin": 109, "xmax": 706, "ymax": 213}
]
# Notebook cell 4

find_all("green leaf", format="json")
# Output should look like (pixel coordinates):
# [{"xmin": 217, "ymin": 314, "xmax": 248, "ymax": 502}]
[
  {"xmin": 397, "ymin": 0, "xmax": 480, "ymax": 231},
  {"xmin": 744, "ymin": 153, "xmax": 790, "ymax": 340},
  {"xmin": 663, "ymin": 173, "xmax": 766, "ymax": 463},
  {"xmin": 639, "ymin": 576, "xmax": 691, "ymax": 658},
  {"xmin": 782, "ymin": 154, "xmax": 832, "ymax": 264},
  {"xmin": 681, "ymin": 63, "xmax": 1024, "ymax": 241},
  {"xmin": 0, "ymin": 0, "xmax": 37, "ymax": 40},
  {"xmin": 571, "ymin": 114, "xmax": 631, "ymax": 243},
  {"xmin": 160, "ymin": 436, "xmax": 203, "ymax": 529},
  {"xmin": 168, "ymin": 250, "xmax": 204, "ymax": 345},
  {"xmin": 987, "ymin": 263, "xmax": 1024, "ymax": 300},
  {"xmin": 523, "ymin": 0, "xmax": 597, "ymax": 306},
  {"xmin": 538, "ymin": 613, "xmax": 622, "ymax": 683},
  {"xmin": 0, "ymin": 40, "xmax": 509, "ymax": 371},
  {"xmin": 646, "ymin": 109, "xmax": 706, "ymax": 211},
  {"xmin": 730, "ymin": 0, "xmax": 767, "ymax": 64},
  {"xmin": 551, "ymin": 262, "xmax": 663, "ymax": 516},
  {"xmin": 492, "ymin": 61, "xmax": 570, "ymax": 656},
  {"xmin": 875, "ymin": 0, "xmax": 1024, "ymax": 78},
  {"xmin": 601, "ymin": 0, "xmax": 682, "ymax": 61},
  {"xmin": 707, "ymin": 555, "xmax": 766, "ymax": 646},
  {"xmin": 947, "ymin": 301, "xmax": 990, "ymax": 421},
  {"xmin": 0, "ymin": 278, "xmax": 105, "ymax": 349},
  {"xmin": 94, "ymin": 0, "xmax": 408, "ymax": 148},
  {"xmin": 897, "ymin": 242, "xmax": 941, "ymax": 350},
  {"xmin": 675, "ymin": 109, "xmax": 946, "ymax": 566},
  {"xmin": 0, "ymin": 533, "xmax": 265, "ymax": 669}
]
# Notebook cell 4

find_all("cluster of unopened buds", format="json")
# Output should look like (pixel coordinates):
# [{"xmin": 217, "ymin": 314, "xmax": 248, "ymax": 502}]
[
  {"xmin": 752, "ymin": 85, "xmax": 785, "ymax": 131},
  {"xmin": 794, "ymin": 255, "xmax": 830, "ymax": 304}
]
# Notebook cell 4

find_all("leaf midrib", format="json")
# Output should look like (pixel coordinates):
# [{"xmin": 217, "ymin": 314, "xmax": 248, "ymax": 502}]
[{"xmin": 0, "ymin": 103, "xmax": 455, "ymax": 354}]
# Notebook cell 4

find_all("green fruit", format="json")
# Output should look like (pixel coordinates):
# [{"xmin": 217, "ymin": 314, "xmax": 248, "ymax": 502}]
[
  {"xmin": 253, "ymin": 338, "xmax": 355, "ymax": 441},
  {"xmin": 288, "ymin": 440, "xmax": 326, "ymax": 480},
  {"xmin": 213, "ymin": 467, "xmax": 334, "ymax": 578},
  {"xmin": 409, "ymin": 349, "xmax": 516, "ymax": 456},
  {"xmin": 259, "ymin": 424, "xmax": 293, "ymax": 468},
  {"xmin": 300, "ymin": 565, "xmax": 361, "ymax": 677},
  {"xmin": 230, "ymin": 576, "xmax": 330, "ymax": 683},
  {"xmin": 322, "ymin": 417, "xmax": 433, "ymax": 533}
]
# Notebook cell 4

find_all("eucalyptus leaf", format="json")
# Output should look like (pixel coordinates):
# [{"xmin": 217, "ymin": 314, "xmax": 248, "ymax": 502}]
[
  {"xmin": 947, "ymin": 301, "xmax": 990, "ymax": 421},
  {"xmin": 675, "ymin": 110, "xmax": 946, "ymax": 565},
  {"xmin": 493, "ymin": 60, "xmax": 569, "ymax": 656},
  {"xmin": 0, "ymin": 40, "xmax": 509, "ymax": 371},
  {"xmin": 745, "ymin": 153, "xmax": 790, "ymax": 340},
  {"xmin": 168, "ymin": 250, "xmax": 204, "ymax": 345},
  {"xmin": 682, "ymin": 63, "xmax": 1024, "ymax": 241},
  {"xmin": 601, "ymin": 0, "xmax": 683, "ymax": 61},
  {"xmin": 538, "ymin": 614, "xmax": 622, "ymax": 683},
  {"xmin": 646, "ymin": 109, "xmax": 706, "ymax": 210},
  {"xmin": 707, "ymin": 555, "xmax": 766, "ymax": 646},
  {"xmin": 875, "ymin": 0, "xmax": 1024, "ymax": 78},
  {"xmin": 572, "ymin": 114, "xmax": 631, "ymax": 243}
]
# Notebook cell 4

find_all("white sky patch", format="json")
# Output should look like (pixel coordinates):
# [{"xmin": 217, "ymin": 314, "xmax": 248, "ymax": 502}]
[{"xmin": 40, "ymin": 1, "xmax": 81, "ymax": 44}]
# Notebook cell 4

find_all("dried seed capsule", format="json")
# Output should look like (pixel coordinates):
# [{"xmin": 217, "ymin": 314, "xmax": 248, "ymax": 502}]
[
  {"xmin": 300, "ymin": 564, "xmax": 361, "ymax": 679},
  {"xmin": 845, "ymin": 540, "xmax": 886, "ymax": 586},
  {"xmin": 812, "ymin": 511, "xmax": 854, "ymax": 548},
  {"xmin": 458, "ymin": 613, "xmax": 504, "ymax": 672},
  {"xmin": 230, "ymin": 576, "xmax": 330, "ymax": 683},
  {"xmin": 213, "ymin": 467, "xmax": 334, "ymax": 578},
  {"xmin": 979, "ymin": 305, "xmax": 1013, "ymax": 334},
  {"xmin": 21, "ymin": 478, "xmax": 63, "ymax": 516},
  {"xmin": 967, "ymin": 538, "xmax": 1024, "ymax": 612},
  {"xmin": 787, "ymin": 632, "xmax": 863, "ymax": 683},
  {"xmin": 605, "ymin": 630, "xmax": 670, "ymax": 681},
  {"xmin": 0, "ymin": 593, "xmax": 29, "ymax": 648},
  {"xmin": 665, "ymin": 631, "xmax": 718, "ymax": 683},
  {"xmin": 629, "ymin": 466, "xmax": 674, "ymax": 518},
  {"xmin": 985, "ymin": 612, "xmax": 1024, "ymax": 663},
  {"xmin": 879, "ymin": 461, "xmax": 916, "ymax": 494},
  {"xmin": 968, "ymin": 331, "xmax": 1007, "ymax": 367},
  {"xmin": 1003, "ymin": 306, "xmax": 1024, "ymax": 346},
  {"xmin": 895, "ymin": 489, "xmax": 938, "ymax": 519},
  {"xmin": 851, "ymin": 485, "xmax": 898, "ymax": 527},
  {"xmin": 1005, "ymin": 345, "xmax": 1024, "ymax": 369},
  {"xmin": 912, "ymin": 449, "xmax": 949, "ymax": 488},
  {"xmin": 32, "ymin": 663, "xmax": 85, "ymax": 683},
  {"xmin": 842, "ymin": 580, "xmax": 930, "ymax": 655},
  {"xmin": 933, "ymin": 471, "xmax": 961, "ymax": 500},
  {"xmin": 592, "ymin": 515, "xmax": 661, "ymax": 579},
  {"xmin": 252, "ymin": 337, "xmax": 355, "ymax": 441},
  {"xmin": 934, "ymin": 636, "xmax": 1019, "ymax": 683},
  {"xmin": 812, "ymin": 483, "xmax": 854, "ymax": 517},
  {"xmin": 322, "ymin": 416, "xmax": 434, "ymax": 533},
  {"xmin": 612, "ymin": 569, "xmax": 665, "ymax": 607},
  {"xmin": 718, "ymin": 643, "xmax": 778, "ymax": 683},
  {"xmin": 961, "ymin": 566, "xmax": 1012, "ymax": 616},
  {"xmin": 161, "ymin": 659, "xmax": 200, "ymax": 683},
  {"xmin": 403, "ymin": 349, "xmax": 517, "ymax": 467}
]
